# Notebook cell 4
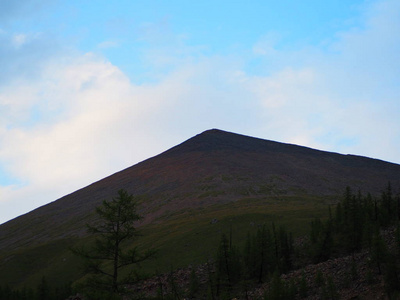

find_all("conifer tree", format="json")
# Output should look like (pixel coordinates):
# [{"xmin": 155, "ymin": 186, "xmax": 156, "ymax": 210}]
[
  {"xmin": 309, "ymin": 218, "xmax": 333, "ymax": 263},
  {"xmin": 36, "ymin": 276, "xmax": 49, "ymax": 300},
  {"xmin": 216, "ymin": 233, "xmax": 242, "ymax": 296},
  {"xmin": 277, "ymin": 226, "xmax": 294, "ymax": 273},
  {"xmin": 370, "ymin": 228, "xmax": 388, "ymax": 274},
  {"xmin": 73, "ymin": 189, "xmax": 154, "ymax": 298},
  {"xmin": 255, "ymin": 225, "xmax": 272, "ymax": 282},
  {"xmin": 383, "ymin": 254, "xmax": 400, "ymax": 297}
]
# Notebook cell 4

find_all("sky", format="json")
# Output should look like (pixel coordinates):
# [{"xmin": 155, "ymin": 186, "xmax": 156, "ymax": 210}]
[{"xmin": 0, "ymin": 0, "xmax": 399, "ymax": 224}]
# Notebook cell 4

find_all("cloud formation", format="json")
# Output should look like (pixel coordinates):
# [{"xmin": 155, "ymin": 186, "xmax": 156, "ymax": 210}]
[
  {"xmin": 0, "ymin": 0, "xmax": 399, "ymax": 223},
  {"xmin": 242, "ymin": 0, "xmax": 400, "ymax": 158}
]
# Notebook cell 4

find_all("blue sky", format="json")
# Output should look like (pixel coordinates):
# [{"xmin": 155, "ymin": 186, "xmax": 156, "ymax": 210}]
[{"xmin": 0, "ymin": 0, "xmax": 399, "ymax": 223}]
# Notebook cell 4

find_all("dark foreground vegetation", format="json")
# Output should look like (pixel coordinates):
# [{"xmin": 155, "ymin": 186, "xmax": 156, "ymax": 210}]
[
  {"xmin": 0, "ymin": 277, "xmax": 71, "ymax": 300},
  {"xmin": 2, "ymin": 184, "xmax": 400, "ymax": 300},
  {"xmin": 146, "ymin": 183, "xmax": 400, "ymax": 300},
  {"xmin": 194, "ymin": 183, "xmax": 400, "ymax": 300}
]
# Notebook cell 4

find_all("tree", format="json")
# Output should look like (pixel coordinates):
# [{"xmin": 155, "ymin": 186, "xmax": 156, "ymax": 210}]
[
  {"xmin": 216, "ymin": 233, "xmax": 240, "ymax": 297},
  {"xmin": 74, "ymin": 189, "xmax": 154, "ymax": 298},
  {"xmin": 370, "ymin": 228, "xmax": 388, "ymax": 274},
  {"xmin": 255, "ymin": 225, "xmax": 272, "ymax": 282},
  {"xmin": 309, "ymin": 218, "xmax": 333, "ymax": 263},
  {"xmin": 36, "ymin": 276, "xmax": 49, "ymax": 300}
]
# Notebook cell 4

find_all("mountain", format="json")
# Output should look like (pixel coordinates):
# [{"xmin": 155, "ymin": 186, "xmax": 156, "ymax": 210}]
[
  {"xmin": 1, "ymin": 128, "xmax": 400, "ymax": 249},
  {"xmin": 0, "ymin": 129, "xmax": 400, "ymax": 288}
]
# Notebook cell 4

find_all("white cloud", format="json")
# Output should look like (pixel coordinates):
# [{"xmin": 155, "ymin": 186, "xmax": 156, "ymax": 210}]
[
  {"xmin": 0, "ymin": 0, "xmax": 399, "ymax": 224},
  {"xmin": 238, "ymin": 0, "xmax": 400, "ymax": 162},
  {"xmin": 248, "ymin": 68, "xmax": 318, "ymax": 109},
  {"xmin": 0, "ymin": 53, "xmax": 232, "ymax": 222},
  {"xmin": 1, "ymin": 55, "xmax": 152, "ymax": 185},
  {"xmin": 0, "ymin": 49, "xmax": 264, "ymax": 220}
]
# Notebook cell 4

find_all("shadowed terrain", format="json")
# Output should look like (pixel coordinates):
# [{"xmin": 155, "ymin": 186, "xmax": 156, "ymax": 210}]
[{"xmin": 0, "ymin": 129, "xmax": 399, "ymax": 289}]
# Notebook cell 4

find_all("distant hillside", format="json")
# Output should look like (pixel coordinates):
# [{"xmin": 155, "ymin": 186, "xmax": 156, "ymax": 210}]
[{"xmin": 1, "ymin": 129, "xmax": 399, "ymax": 252}]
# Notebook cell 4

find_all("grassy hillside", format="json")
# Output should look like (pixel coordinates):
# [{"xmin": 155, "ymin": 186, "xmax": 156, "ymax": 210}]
[
  {"xmin": 0, "ymin": 194, "xmax": 330, "ymax": 290},
  {"xmin": 1, "ymin": 130, "xmax": 399, "ymax": 253},
  {"xmin": 1, "ymin": 129, "xmax": 400, "ymax": 295},
  {"xmin": 137, "ymin": 194, "xmax": 331, "ymax": 272}
]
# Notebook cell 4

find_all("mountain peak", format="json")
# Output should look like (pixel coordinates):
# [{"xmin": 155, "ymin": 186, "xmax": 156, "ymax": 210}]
[
  {"xmin": 2, "ymin": 129, "xmax": 400, "ymax": 250},
  {"xmin": 163, "ymin": 128, "xmax": 270, "ymax": 155},
  {"xmin": 164, "ymin": 128, "xmax": 320, "ymax": 157},
  {"xmin": 1, "ymin": 128, "xmax": 400, "ymax": 293},
  {"xmin": 199, "ymin": 128, "xmax": 225, "ymax": 134}
]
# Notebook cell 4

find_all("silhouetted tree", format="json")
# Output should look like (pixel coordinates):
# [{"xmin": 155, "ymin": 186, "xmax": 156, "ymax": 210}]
[
  {"xmin": 277, "ymin": 226, "xmax": 294, "ymax": 273},
  {"xmin": 255, "ymin": 225, "xmax": 272, "ymax": 282},
  {"xmin": 73, "ymin": 189, "xmax": 154, "ymax": 298},
  {"xmin": 383, "ymin": 254, "xmax": 400, "ymax": 298},
  {"xmin": 370, "ymin": 228, "xmax": 388, "ymax": 274},
  {"xmin": 310, "ymin": 217, "xmax": 333, "ymax": 263},
  {"xmin": 216, "ymin": 233, "xmax": 242, "ymax": 297}
]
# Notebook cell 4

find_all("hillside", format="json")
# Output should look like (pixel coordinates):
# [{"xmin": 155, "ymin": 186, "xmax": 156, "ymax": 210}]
[
  {"xmin": 0, "ymin": 129, "xmax": 399, "ymax": 290},
  {"xmin": 1, "ymin": 129, "xmax": 399, "ymax": 250}
]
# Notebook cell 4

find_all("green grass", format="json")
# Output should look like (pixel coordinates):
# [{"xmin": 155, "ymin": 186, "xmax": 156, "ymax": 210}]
[
  {"xmin": 0, "ymin": 238, "xmax": 83, "ymax": 289},
  {"xmin": 0, "ymin": 195, "xmax": 332, "ymax": 290},
  {"xmin": 133, "ymin": 195, "xmax": 330, "ymax": 273}
]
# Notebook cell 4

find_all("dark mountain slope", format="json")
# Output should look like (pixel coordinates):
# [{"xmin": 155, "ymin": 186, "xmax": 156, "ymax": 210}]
[{"xmin": 0, "ymin": 129, "xmax": 399, "ymax": 252}]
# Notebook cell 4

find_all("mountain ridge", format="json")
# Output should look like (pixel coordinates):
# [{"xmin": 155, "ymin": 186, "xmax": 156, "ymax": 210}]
[
  {"xmin": 0, "ymin": 129, "xmax": 399, "ymax": 252},
  {"xmin": 165, "ymin": 129, "xmax": 397, "ymax": 166}
]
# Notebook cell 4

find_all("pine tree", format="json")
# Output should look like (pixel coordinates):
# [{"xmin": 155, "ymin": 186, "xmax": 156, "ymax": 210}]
[
  {"xmin": 370, "ymin": 228, "xmax": 388, "ymax": 274},
  {"xmin": 216, "ymin": 233, "xmax": 242, "ymax": 297},
  {"xmin": 383, "ymin": 254, "xmax": 400, "ymax": 297},
  {"xmin": 256, "ymin": 225, "xmax": 272, "ymax": 282},
  {"xmin": 380, "ymin": 182, "xmax": 395, "ymax": 226},
  {"xmin": 36, "ymin": 276, "xmax": 49, "ymax": 300},
  {"xmin": 73, "ymin": 189, "xmax": 154, "ymax": 298},
  {"xmin": 277, "ymin": 226, "xmax": 294, "ymax": 273},
  {"xmin": 310, "ymin": 218, "xmax": 333, "ymax": 263}
]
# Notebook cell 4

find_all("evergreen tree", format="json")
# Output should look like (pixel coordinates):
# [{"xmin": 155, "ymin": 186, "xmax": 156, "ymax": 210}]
[
  {"xmin": 255, "ymin": 225, "xmax": 272, "ymax": 282},
  {"xmin": 339, "ymin": 187, "xmax": 363, "ymax": 253},
  {"xmin": 264, "ymin": 271, "xmax": 294, "ymax": 300},
  {"xmin": 73, "ymin": 189, "xmax": 154, "ymax": 298},
  {"xmin": 383, "ymin": 254, "xmax": 400, "ymax": 298},
  {"xmin": 206, "ymin": 259, "xmax": 217, "ymax": 300},
  {"xmin": 309, "ymin": 218, "xmax": 333, "ymax": 263},
  {"xmin": 379, "ymin": 182, "xmax": 397, "ymax": 226},
  {"xmin": 332, "ymin": 187, "xmax": 371, "ymax": 254},
  {"xmin": 396, "ymin": 191, "xmax": 400, "ymax": 222},
  {"xmin": 277, "ymin": 226, "xmax": 294, "ymax": 273},
  {"xmin": 36, "ymin": 276, "xmax": 49, "ymax": 300},
  {"xmin": 216, "ymin": 233, "xmax": 242, "ymax": 297},
  {"xmin": 243, "ymin": 231, "xmax": 254, "ymax": 278},
  {"xmin": 370, "ymin": 228, "xmax": 388, "ymax": 274}
]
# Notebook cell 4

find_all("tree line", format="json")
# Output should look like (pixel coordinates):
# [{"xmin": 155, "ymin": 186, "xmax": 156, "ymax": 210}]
[
  {"xmin": 3, "ymin": 184, "xmax": 400, "ymax": 299},
  {"xmin": 309, "ymin": 183, "xmax": 400, "ymax": 262},
  {"xmin": 203, "ymin": 183, "xmax": 400, "ymax": 299},
  {"xmin": 0, "ymin": 277, "xmax": 71, "ymax": 300}
]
